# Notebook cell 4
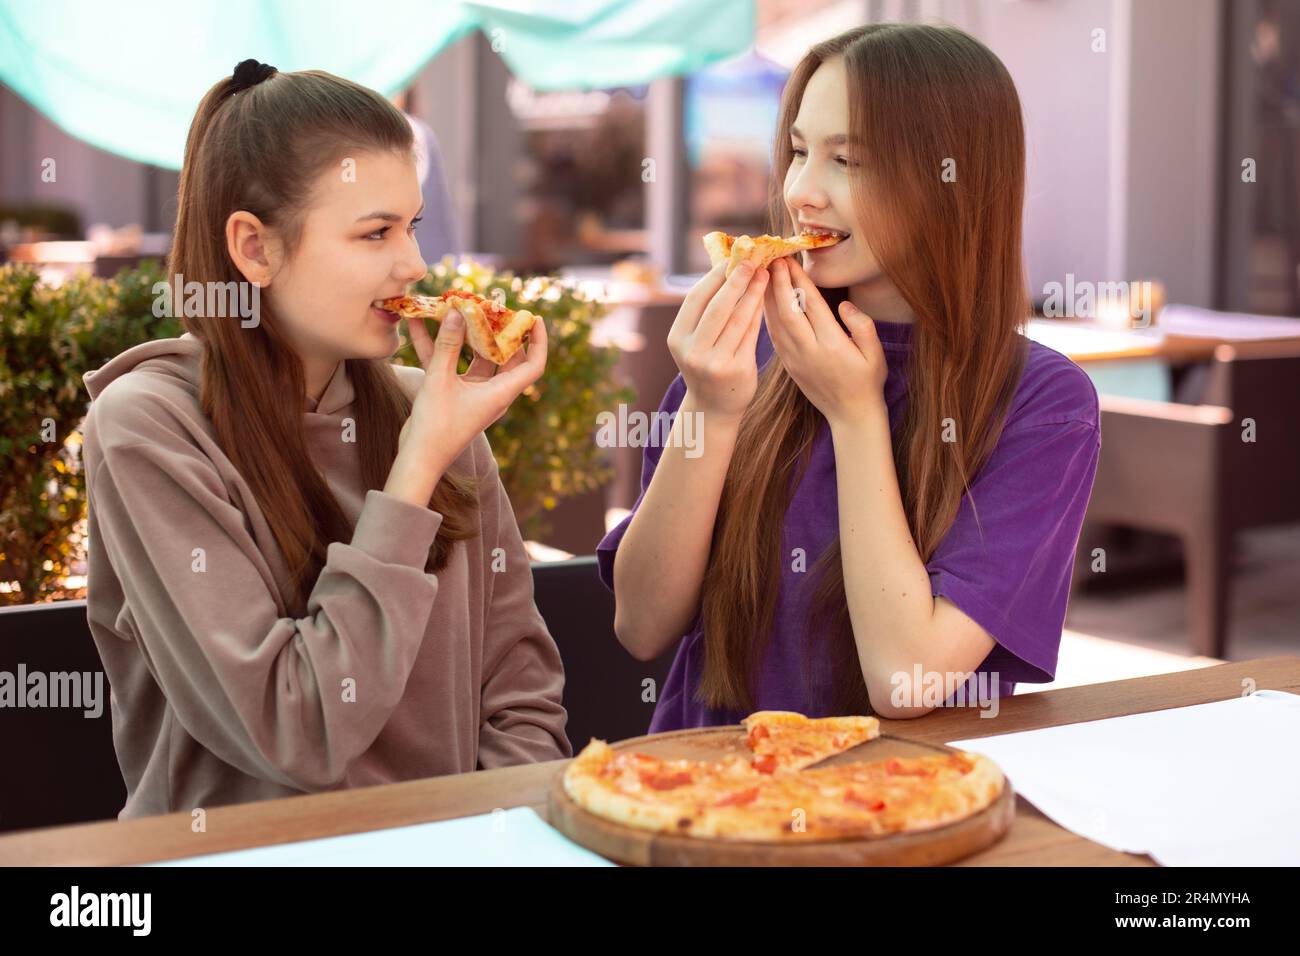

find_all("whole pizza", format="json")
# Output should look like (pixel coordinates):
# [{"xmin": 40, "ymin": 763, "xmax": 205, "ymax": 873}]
[{"xmin": 562, "ymin": 711, "xmax": 1006, "ymax": 842}]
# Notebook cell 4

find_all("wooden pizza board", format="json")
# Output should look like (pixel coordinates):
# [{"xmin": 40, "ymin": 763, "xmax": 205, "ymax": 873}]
[{"xmin": 547, "ymin": 725, "xmax": 1015, "ymax": 866}]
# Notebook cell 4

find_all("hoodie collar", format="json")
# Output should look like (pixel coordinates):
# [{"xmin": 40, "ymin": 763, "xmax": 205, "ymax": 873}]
[
  {"xmin": 82, "ymin": 332, "xmax": 203, "ymax": 401},
  {"xmin": 304, "ymin": 360, "xmax": 354, "ymax": 416}
]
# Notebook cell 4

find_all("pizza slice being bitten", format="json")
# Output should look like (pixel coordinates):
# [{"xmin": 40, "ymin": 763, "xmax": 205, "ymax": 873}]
[
  {"xmin": 702, "ymin": 228, "xmax": 844, "ymax": 278},
  {"xmin": 378, "ymin": 291, "xmax": 537, "ymax": 365}
]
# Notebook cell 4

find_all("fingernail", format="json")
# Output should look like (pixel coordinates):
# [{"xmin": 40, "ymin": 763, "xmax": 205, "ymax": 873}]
[{"xmin": 444, "ymin": 311, "xmax": 463, "ymax": 330}]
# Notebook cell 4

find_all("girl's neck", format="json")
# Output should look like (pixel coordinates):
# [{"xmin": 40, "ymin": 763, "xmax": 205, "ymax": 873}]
[
  {"xmin": 304, "ymin": 357, "xmax": 340, "ymax": 407},
  {"xmin": 848, "ymin": 274, "xmax": 915, "ymax": 325}
]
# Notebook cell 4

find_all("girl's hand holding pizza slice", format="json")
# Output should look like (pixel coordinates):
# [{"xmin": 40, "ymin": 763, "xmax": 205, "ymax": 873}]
[
  {"xmin": 763, "ymin": 256, "xmax": 887, "ymax": 428},
  {"xmin": 396, "ymin": 294, "xmax": 546, "ymax": 477}
]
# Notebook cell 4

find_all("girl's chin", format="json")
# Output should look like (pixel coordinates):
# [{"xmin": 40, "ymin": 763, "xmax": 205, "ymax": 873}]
[
  {"xmin": 341, "ymin": 324, "xmax": 402, "ymax": 361},
  {"xmin": 801, "ymin": 259, "xmax": 849, "ymax": 285},
  {"xmin": 808, "ymin": 262, "xmax": 885, "ymax": 289}
]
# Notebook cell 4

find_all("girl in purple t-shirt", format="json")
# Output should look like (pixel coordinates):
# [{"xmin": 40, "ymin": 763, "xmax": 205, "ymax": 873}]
[{"xmin": 598, "ymin": 23, "xmax": 1100, "ymax": 729}]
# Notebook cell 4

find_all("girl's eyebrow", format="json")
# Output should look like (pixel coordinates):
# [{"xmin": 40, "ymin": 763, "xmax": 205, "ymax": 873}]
[
  {"xmin": 355, "ymin": 203, "xmax": 426, "ymax": 223},
  {"xmin": 790, "ymin": 126, "xmax": 851, "ymax": 146}
]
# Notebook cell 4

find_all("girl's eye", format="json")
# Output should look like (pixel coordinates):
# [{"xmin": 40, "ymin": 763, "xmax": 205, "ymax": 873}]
[
  {"xmin": 365, "ymin": 217, "xmax": 423, "ymax": 241},
  {"xmin": 791, "ymin": 146, "xmax": 807, "ymax": 159}
]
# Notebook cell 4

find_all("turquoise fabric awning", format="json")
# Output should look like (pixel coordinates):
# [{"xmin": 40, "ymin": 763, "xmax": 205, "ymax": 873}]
[{"xmin": 0, "ymin": 0, "xmax": 754, "ymax": 169}]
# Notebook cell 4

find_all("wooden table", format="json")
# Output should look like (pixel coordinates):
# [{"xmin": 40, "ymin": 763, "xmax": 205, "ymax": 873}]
[
  {"xmin": 1027, "ymin": 316, "xmax": 1300, "ymax": 364},
  {"xmin": 1026, "ymin": 317, "xmax": 1300, "ymax": 401},
  {"xmin": 2, "ymin": 656, "xmax": 1296, "ymax": 867}
]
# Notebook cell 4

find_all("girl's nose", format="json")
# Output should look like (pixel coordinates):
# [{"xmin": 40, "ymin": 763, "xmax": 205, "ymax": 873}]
[{"xmin": 786, "ymin": 170, "xmax": 828, "ymax": 214}]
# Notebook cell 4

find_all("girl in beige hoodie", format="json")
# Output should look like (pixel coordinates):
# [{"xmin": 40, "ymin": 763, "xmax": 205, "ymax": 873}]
[{"xmin": 81, "ymin": 62, "xmax": 570, "ymax": 819}]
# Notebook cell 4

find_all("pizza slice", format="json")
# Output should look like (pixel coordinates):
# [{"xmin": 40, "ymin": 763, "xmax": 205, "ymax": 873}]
[
  {"xmin": 741, "ymin": 710, "xmax": 881, "ymax": 774},
  {"xmin": 377, "ymin": 291, "xmax": 536, "ymax": 365},
  {"xmin": 702, "ymin": 228, "xmax": 844, "ymax": 278}
]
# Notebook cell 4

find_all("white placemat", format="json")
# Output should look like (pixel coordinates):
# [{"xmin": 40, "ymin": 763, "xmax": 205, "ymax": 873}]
[
  {"xmin": 149, "ymin": 806, "xmax": 614, "ymax": 867},
  {"xmin": 947, "ymin": 690, "xmax": 1300, "ymax": 866}
]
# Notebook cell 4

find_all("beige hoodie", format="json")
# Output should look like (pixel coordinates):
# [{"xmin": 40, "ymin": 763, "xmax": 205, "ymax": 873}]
[{"xmin": 81, "ymin": 332, "xmax": 571, "ymax": 819}]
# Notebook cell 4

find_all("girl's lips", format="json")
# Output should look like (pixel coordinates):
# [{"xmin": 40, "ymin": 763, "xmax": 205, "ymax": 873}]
[{"xmin": 371, "ymin": 305, "xmax": 400, "ymax": 323}]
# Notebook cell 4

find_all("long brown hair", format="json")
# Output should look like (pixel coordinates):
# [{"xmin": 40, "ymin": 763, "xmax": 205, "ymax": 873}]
[
  {"xmin": 170, "ymin": 68, "xmax": 478, "ymax": 615},
  {"xmin": 698, "ymin": 24, "xmax": 1030, "ymax": 714}
]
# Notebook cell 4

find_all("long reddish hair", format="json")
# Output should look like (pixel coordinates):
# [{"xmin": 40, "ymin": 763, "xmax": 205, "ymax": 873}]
[
  {"xmin": 698, "ymin": 24, "xmax": 1030, "ymax": 714},
  {"xmin": 170, "ymin": 68, "xmax": 478, "ymax": 615}
]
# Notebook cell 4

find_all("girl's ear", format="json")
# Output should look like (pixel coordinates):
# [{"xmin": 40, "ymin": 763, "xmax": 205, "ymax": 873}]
[{"xmin": 226, "ymin": 210, "xmax": 276, "ymax": 287}]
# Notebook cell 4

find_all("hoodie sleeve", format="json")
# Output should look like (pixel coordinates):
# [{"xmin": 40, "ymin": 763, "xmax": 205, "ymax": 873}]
[
  {"xmin": 82, "ymin": 380, "xmax": 446, "ymax": 793},
  {"xmin": 473, "ymin": 438, "xmax": 573, "ymax": 768}
]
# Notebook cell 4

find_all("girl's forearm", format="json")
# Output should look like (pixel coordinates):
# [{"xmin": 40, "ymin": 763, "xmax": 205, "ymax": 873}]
[
  {"xmin": 829, "ymin": 404, "xmax": 935, "ymax": 696},
  {"xmin": 612, "ymin": 392, "xmax": 740, "ymax": 660}
]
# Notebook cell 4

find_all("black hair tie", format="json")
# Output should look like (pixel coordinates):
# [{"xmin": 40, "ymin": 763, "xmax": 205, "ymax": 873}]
[{"xmin": 230, "ymin": 58, "xmax": 277, "ymax": 93}]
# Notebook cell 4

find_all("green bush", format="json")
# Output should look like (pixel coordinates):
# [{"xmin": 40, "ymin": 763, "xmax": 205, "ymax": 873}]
[
  {"xmin": 0, "ymin": 259, "xmax": 179, "ymax": 604},
  {"xmin": 0, "ymin": 256, "xmax": 633, "ymax": 603},
  {"xmin": 404, "ymin": 256, "xmax": 634, "ymax": 542}
]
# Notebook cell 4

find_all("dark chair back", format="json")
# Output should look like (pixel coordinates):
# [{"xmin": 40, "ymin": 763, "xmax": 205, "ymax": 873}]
[
  {"xmin": 1198, "ymin": 344, "xmax": 1300, "ymax": 529},
  {"xmin": 0, "ymin": 599, "xmax": 124, "ymax": 832},
  {"xmin": 0, "ymin": 556, "xmax": 674, "ymax": 832},
  {"xmin": 530, "ymin": 556, "xmax": 675, "ymax": 751}
]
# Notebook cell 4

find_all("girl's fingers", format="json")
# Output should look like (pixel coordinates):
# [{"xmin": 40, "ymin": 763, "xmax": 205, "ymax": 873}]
[
  {"xmin": 406, "ymin": 315, "xmax": 436, "ymax": 369},
  {"xmin": 839, "ymin": 299, "xmax": 881, "ymax": 359},
  {"xmin": 736, "ymin": 288, "xmax": 766, "ymax": 360},
  {"xmin": 715, "ymin": 266, "xmax": 768, "ymax": 355},
  {"xmin": 768, "ymin": 259, "xmax": 816, "ymax": 353},
  {"xmin": 491, "ymin": 315, "xmax": 548, "ymax": 393},
  {"xmin": 430, "ymin": 309, "xmax": 467, "ymax": 376},
  {"xmin": 668, "ymin": 262, "xmax": 727, "ymax": 343},
  {"xmin": 785, "ymin": 258, "xmax": 843, "ymax": 343},
  {"xmin": 762, "ymin": 279, "xmax": 787, "ymax": 355},
  {"xmin": 694, "ymin": 263, "xmax": 761, "ymax": 348}
]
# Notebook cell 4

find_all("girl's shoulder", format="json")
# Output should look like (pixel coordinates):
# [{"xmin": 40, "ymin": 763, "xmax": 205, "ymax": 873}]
[
  {"xmin": 1004, "ymin": 338, "xmax": 1100, "ymax": 434},
  {"xmin": 82, "ymin": 336, "xmax": 206, "ymax": 453}
]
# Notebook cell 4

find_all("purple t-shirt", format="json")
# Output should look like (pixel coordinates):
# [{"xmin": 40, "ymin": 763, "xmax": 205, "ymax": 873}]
[{"xmin": 596, "ymin": 317, "xmax": 1100, "ymax": 731}]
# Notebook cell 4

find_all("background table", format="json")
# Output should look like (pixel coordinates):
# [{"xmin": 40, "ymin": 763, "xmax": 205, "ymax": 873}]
[{"xmin": 2, "ymin": 656, "xmax": 1295, "ymax": 866}]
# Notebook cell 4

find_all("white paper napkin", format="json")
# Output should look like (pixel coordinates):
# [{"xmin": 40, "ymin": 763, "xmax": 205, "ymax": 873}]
[
  {"xmin": 947, "ymin": 690, "xmax": 1300, "ymax": 866},
  {"xmin": 149, "ymin": 806, "xmax": 614, "ymax": 867}
]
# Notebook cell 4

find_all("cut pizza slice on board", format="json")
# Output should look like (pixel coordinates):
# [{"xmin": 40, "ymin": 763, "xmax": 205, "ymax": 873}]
[
  {"xmin": 741, "ymin": 710, "xmax": 881, "ymax": 773},
  {"xmin": 378, "ymin": 291, "xmax": 536, "ymax": 365},
  {"xmin": 702, "ymin": 229, "xmax": 844, "ymax": 277}
]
